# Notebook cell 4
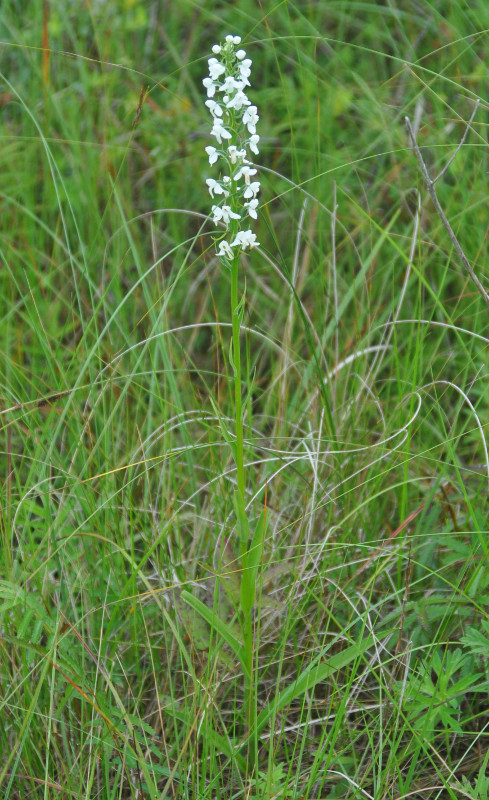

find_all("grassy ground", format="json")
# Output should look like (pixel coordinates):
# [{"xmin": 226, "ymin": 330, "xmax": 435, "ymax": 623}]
[{"xmin": 1, "ymin": 1, "xmax": 488, "ymax": 798}]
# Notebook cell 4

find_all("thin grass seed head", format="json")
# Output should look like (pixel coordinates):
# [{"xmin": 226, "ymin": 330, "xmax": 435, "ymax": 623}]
[{"xmin": 204, "ymin": 35, "xmax": 260, "ymax": 262}]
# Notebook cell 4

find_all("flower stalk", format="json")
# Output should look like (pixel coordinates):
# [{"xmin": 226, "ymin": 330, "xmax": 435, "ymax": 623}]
[{"xmin": 204, "ymin": 34, "xmax": 261, "ymax": 762}]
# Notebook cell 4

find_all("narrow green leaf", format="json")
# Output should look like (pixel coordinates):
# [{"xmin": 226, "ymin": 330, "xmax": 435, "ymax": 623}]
[
  {"xmin": 255, "ymin": 634, "xmax": 375, "ymax": 735},
  {"xmin": 233, "ymin": 489, "xmax": 250, "ymax": 550},
  {"xmin": 248, "ymin": 507, "xmax": 266, "ymax": 578},
  {"xmin": 181, "ymin": 590, "xmax": 249, "ymax": 678},
  {"xmin": 234, "ymin": 287, "xmax": 246, "ymax": 327},
  {"xmin": 240, "ymin": 506, "xmax": 266, "ymax": 617}
]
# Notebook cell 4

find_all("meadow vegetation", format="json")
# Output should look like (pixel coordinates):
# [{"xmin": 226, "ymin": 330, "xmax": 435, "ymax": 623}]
[{"xmin": 0, "ymin": 1, "xmax": 488, "ymax": 798}]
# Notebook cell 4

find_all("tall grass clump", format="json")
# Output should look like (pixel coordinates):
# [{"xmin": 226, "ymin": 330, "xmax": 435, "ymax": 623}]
[{"xmin": 0, "ymin": 2, "xmax": 488, "ymax": 799}]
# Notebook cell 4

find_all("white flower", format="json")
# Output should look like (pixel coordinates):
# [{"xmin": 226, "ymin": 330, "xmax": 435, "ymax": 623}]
[
  {"xmin": 208, "ymin": 58, "xmax": 226, "ymax": 81},
  {"xmin": 205, "ymin": 146, "xmax": 219, "ymax": 165},
  {"xmin": 220, "ymin": 75, "xmax": 244, "ymax": 94},
  {"xmin": 244, "ymin": 199, "xmax": 259, "ymax": 219},
  {"xmin": 211, "ymin": 120, "xmax": 232, "ymax": 143},
  {"xmin": 248, "ymin": 134, "xmax": 260, "ymax": 154},
  {"xmin": 243, "ymin": 181, "xmax": 260, "ymax": 199},
  {"xmin": 243, "ymin": 105, "xmax": 259, "ymax": 133},
  {"xmin": 227, "ymin": 146, "xmax": 248, "ymax": 164},
  {"xmin": 206, "ymin": 178, "xmax": 227, "ymax": 197},
  {"xmin": 239, "ymin": 59, "xmax": 252, "ymax": 85},
  {"xmin": 212, "ymin": 205, "xmax": 241, "ymax": 225},
  {"xmin": 203, "ymin": 78, "xmax": 217, "ymax": 98},
  {"xmin": 217, "ymin": 240, "xmax": 234, "ymax": 258},
  {"xmin": 212, "ymin": 44, "xmax": 221, "ymax": 54},
  {"xmin": 230, "ymin": 230, "xmax": 259, "ymax": 249},
  {"xmin": 236, "ymin": 49, "xmax": 246, "ymax": 60},
  {"xmin": 239, "ymin": 58, "xmax": 252, "ymax": 80},
  {"xmin": 205, "ymin": 99, "xmax": 223, "ymax": 117},
  {"xmin": 233, "ymin": 35, "xmax": 241, "ymax": 44},
  {"xmin": 234, "ymin": 165, "xmax": 257, "ymax": 184},
  {"xmin": 226, "ymin": 90, "xmax": 250, "ymax": 111}
]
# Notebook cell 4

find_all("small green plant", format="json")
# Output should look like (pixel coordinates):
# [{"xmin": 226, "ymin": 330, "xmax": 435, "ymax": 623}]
[
  {"xmin": 400, "ymin": 647, "xmax": 483, "ymax": 741},
  {"xmin": 250, "ymin": 762, "xmax": 294, "ymax": 800},
  {"xmin": 454, "ymin": 772, "xmax": 489, "ymax": 800},
  {"xmin": 453, "ymin": 747, "xmax": 489, "ymax": 799}
]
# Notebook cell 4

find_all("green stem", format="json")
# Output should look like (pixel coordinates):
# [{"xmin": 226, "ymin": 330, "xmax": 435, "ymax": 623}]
[
  {"xmin": 231, "ymin": 253, "xmax": 245, "ymax": 502},
  {"xmin": 230, "ymin": 250, "xmax": 257, "ymax": 768}
]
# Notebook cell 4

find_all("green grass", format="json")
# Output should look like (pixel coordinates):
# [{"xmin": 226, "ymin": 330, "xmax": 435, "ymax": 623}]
[{"xmin": 1, "ymin": 0, "xmax": 488, "ymax": 797}]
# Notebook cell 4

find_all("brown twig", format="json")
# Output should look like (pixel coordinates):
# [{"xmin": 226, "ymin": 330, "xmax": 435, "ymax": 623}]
[
  {"xmin": 346, "ymin": 502, "xmax": 425, "ymax": 586},
  {"xmin": 132, "ymin": 84, "xmax": 150, "ymax": 129},
  {"xmin": 405, "ymin": 103, "xmax": 489, "ymax": 310},
  {"xmin": 0, "ymin": 390, "xmax": 71, "ymax": 415}
]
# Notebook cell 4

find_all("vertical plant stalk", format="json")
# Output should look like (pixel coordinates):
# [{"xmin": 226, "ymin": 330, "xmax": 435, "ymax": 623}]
[
  {"xmin": 202, "ymin": 34, "xmax": 261, "ymax": 762},
  {"xmin": 230, "ymin": 253, "xmax": 246, "ymax": 503},
  {"xmin": 230, "ymin": 246, "xmax": 254, "ymax": 752}
]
